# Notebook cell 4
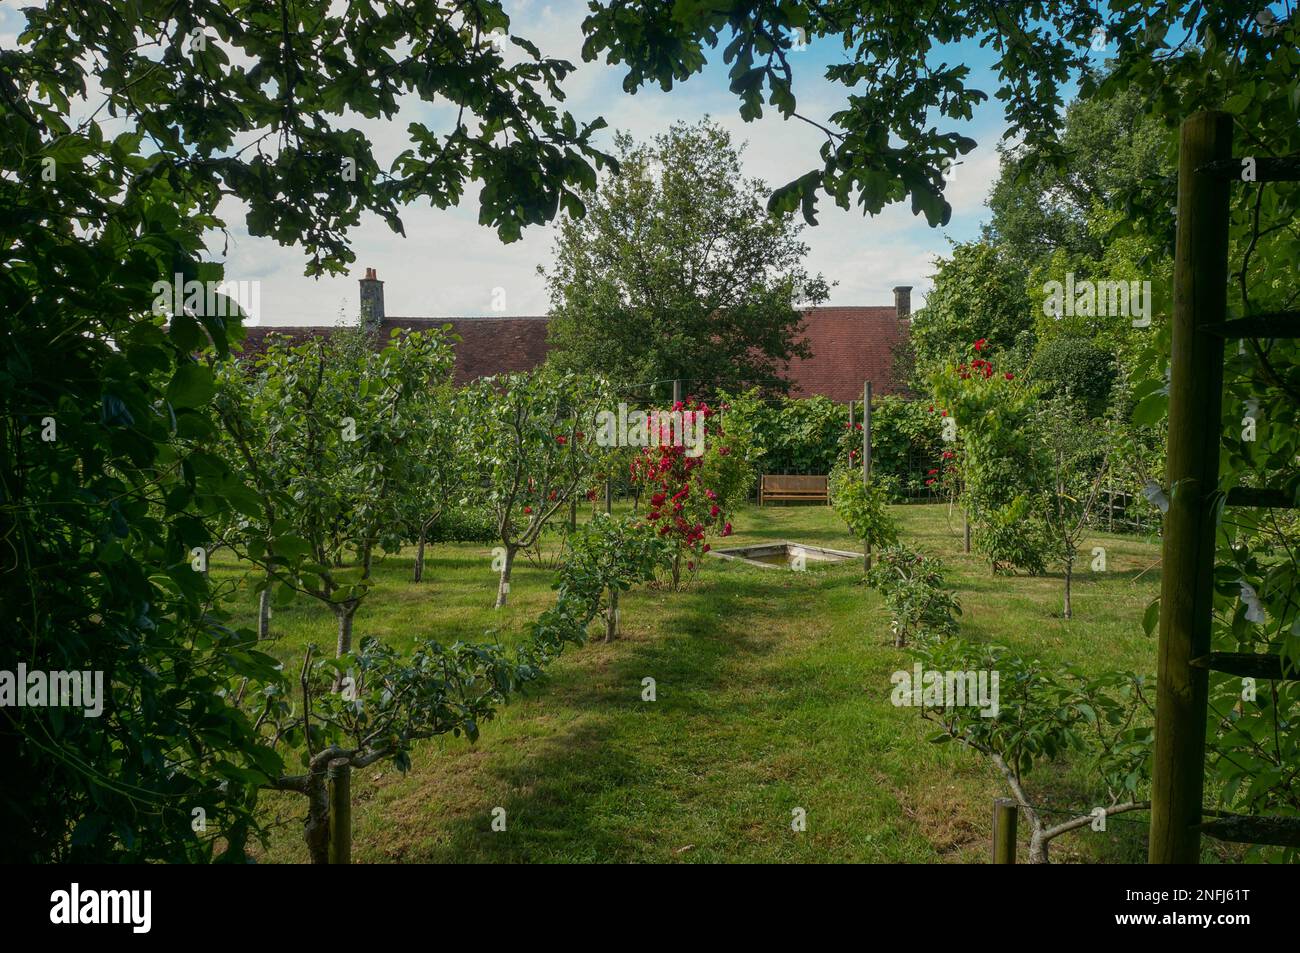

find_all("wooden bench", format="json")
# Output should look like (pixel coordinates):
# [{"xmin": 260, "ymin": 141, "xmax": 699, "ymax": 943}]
[{"xmin": 759, "ymin": 474, "xmax": 830, "ymax": 506}]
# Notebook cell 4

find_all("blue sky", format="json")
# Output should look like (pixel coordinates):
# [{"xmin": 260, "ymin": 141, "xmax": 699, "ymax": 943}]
[{"xmin": 4, "ymin": 1, "xmax": 1097, "ymax": 325}]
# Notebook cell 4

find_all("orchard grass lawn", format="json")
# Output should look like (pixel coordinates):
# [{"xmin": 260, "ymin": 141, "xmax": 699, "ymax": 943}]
[{"xmin": 215, "ymin": 502, "xmax": 1166, "ymax": 863}]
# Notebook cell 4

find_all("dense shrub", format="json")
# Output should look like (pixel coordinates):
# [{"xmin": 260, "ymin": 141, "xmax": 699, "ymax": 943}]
[
  {"xmin": 722, "ymin": 388, "xmax": 942, "ymax": 499},
  {"xmin": 930, "ymin": 343, "xmax": 1055, "ymax": 574},
  {"xmin": 867, "ymin": 544, "xmax": 961, "ymax": 646},
  {"xmin": 1028, "ymin": 335, "xmax": 1117, "ymax": 418},
  {"xmin": 425, "ymin": 505, "xmax": 499, "ymax": 544},
  {"xmin": 829, "ymin": 464, "xmax": 899, "ymax": 551}
]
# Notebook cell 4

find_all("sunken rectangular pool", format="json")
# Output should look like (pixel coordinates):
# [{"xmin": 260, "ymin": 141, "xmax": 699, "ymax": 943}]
[{"xmin": 707, "ymin": 541, "xmax": 861, "ymax": 570}]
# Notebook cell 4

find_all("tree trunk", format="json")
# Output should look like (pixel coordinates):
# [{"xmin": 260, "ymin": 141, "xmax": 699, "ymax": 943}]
[
  {"xmin": 335, "ymin": 603, "xmax": 356, "ymax": 657},
  {"xmin": 671, "ymin": 547, "xmax": 681, "ymax": 590},
  {"xmin": 605, "ymin": 588, "xmax": 619, "ymax": 643},
  {"xmin": 495, "ymin": 544, "xmax": 516, "ymax": 608},
  {"xmin": 303, "ymin": 769, "xmax": 331, "ymax": 865},
  {"xmin": 328, "ymin": 761, "xmax": 351, "ymax": 865},
  {"xmin": 1028, "ymin": 831, "xmax": 1051, "ymax": 864},
  {"xmin": 257, "ymin": 583, "xmax": 272, "ymax": 640},
  {"xmin": 1063, "ymin": 559, "xmax": 1073, "ymax": 620},
  {"xmin": 361, "ymin": 539, "xmax": 374, "ymax": 580},
  {"xmin": 414, "ymin": 524, "xmax": 429, "ymax": 583}
]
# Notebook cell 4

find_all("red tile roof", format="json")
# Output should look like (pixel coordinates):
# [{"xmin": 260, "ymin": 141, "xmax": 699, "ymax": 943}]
[
  {"xmin": 783, "ymin": 306, "xmax": 909, "ymax": 401},
  {"xmin": 237, "ymin": 306, "xmax": 908, "ymax": 400}
]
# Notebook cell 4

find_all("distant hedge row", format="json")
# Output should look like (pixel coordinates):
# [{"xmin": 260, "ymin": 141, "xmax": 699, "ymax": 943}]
[{"xmin": 718, "ymin": 390, "xmax": 944, "ymax": 500}]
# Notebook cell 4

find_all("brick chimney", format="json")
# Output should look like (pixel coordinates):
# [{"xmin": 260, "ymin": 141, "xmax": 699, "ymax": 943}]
[
  {"xmin": 359, "ymin": 267, "xmax": 385, "ymax": 329},
  {"xmin": 893, "ymin": 285, "xmax": 912, "ymax": 319}
]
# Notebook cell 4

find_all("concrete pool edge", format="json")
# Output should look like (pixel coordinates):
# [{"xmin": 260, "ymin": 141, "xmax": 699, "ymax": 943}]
[{"xmin": 706, "ymin": 540, "xmax": 863, "ymax": 569}]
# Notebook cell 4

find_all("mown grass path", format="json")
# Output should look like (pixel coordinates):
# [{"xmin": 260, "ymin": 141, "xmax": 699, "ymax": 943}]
[{"xmin": 220, "ymin": 502, "xmax": 1161, "ymax": 862}]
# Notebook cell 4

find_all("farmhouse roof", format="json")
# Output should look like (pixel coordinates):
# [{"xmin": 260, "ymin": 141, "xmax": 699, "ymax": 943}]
[{"xmin": 235, "ymin": 274, "xmax": 911, "ymax": 400}]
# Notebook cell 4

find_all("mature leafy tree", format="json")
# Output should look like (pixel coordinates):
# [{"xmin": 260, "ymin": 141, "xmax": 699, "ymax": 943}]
[
  {"xmin": 984, "ymin": 84, "xmax": 1173, "ymax": 264},
  {"xmin": 908, "ymin": 241, "xmax": 1034, "ymax": 377},
  {"xmin": 544, "ymin": 119, "xmax": 829, "ymax": 391}
]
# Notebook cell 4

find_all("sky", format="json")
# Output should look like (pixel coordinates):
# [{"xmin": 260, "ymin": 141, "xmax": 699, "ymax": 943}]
[{"xmin": 3, "ymin": 1, "xmax": 1095, "ymax": 326}]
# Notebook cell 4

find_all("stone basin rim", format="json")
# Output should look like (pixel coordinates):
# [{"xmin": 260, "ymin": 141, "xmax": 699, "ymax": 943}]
[{"xmin": 706, "ymin": 540, "xmax": 863, "ymax": 569}]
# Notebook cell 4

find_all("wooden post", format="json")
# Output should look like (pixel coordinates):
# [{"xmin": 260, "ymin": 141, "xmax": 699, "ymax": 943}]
[
  {"xmin": 673, "ymin": 379, "xmax": 682, "ymax": 406},
  {"xmin": 863, "ymin": 382, "xmax": 873, "ymax": 573},
  {"xmin": 1149, "ymin": 111, "xmax": 1231, "ymax": 865},
  {"xmin": 328, "ymin": 761, "xmax": 351, "ymax": 864},
  {"xmin": 992, "ymin": 797, "xmax": 1018, "ymax": 864},
  {"xmin": 604, "ymin": 477, "xmax": 617, "ymax": 642},
  {"xmin": 964, "ymin": 513, "xmax": 971, "ymax": 554}
]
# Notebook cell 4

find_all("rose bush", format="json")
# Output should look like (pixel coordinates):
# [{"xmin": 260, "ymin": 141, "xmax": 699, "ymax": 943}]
[
  {"xmin": 631, "ymin": 398, "xmax": 755, "ymax": 588},
  {"xmin": 930, "ymin": 341, "xmax": 1053, "ymax": 574}
]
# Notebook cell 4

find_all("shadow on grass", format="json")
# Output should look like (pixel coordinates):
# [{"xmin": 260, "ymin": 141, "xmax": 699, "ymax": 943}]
[{"xmin": 410, "ymin": 569, "xmax": 860, "ymax": 862}]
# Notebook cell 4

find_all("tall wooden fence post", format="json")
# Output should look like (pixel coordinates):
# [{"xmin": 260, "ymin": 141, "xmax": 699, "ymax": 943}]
[
  {"xmin": 328, "ymin": 761, "xmax": 352, "ymax": 864},
  {"xmin": 1149, "ymin": 110, "xmax": 1232, "ymax": 865},
  {"xmin": 992, "ymin": 797, "xmax": 1018, "ymax": 864},
  {"xmin": 604, "ymin": 477, "xmax": 618, "ymax": 642},
  {"xmin": 863, "ymin": 382, "xmax": 873, "ymax": 573}
]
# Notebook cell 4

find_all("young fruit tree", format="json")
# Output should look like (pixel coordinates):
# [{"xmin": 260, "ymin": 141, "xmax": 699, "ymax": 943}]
[
  {"xmin": 250, "ymin": 511, "xmax": 669, "ymax": 862},
  {"xmin": 1033, "ymin": 396, "xmax": 1111, "ymax": 620},
  {"xmin": 460, "ymin": 367, "xmax": 612, "ymax": 607},
  {"xmin": 401, "ymin": 378, "xmax": 477, "ymax": 584},
  {"xmin": 213, "ymin": 327, "xmax": 454, "ymax": 655},
  {"xmin": 915, "ymin": 637, "xmax": 1152, "ymax": 863}
]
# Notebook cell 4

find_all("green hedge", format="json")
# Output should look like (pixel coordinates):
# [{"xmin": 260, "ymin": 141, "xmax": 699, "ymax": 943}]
[{"xmin": 720, "ymin": 389, "xmax": 943, "ymax": 500}]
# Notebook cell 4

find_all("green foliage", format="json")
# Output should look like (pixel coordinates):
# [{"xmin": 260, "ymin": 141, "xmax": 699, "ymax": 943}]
[
  {"xmin": 976, "ymin": 496, "xmax": 1052, "ymax": 577},
  {"xmin": 984, "ymin": 84, "xmax": 1173, "ymax": 265},
  {"xmin": 213, "ymin": 328, "xmax": 454, "ymax": 624},
  {"xmin": 423, "ymin": 507, "xmax": 500, "ymax": 545},
  {"xmin": 829, "ymin": 465, "xmax": 898, "ymax": 551},
  {"xmin": 719, "ymin": 389, "xmax": 941, "ymax": 499},
  {"xmin": 859, "ymin": 396, "xmax": 946, "ymax": 498},
  {"xmin": 915, "ymin": 638, "xmax": 1152, "ymax": 804},
  {"xmin": 460, "ymin": 366, "xmax": 612, "ymax": 602},
  {"xmin": 544, "ymin": 119, "xmax": 828, "ymax": 391},
  {"xmin": 1028, "ymin": 336, "xmax": 1118, "ymax": 419},
  {"xmin": 909, "ymin": 242, "xmax": 1034, "ymax": 378},
  {"xmin": 867, "ymin": 545, "xmax": 961, "ymax": 646},
  {"xmin": 717, "ymin": 389, "xmax": 844, "ymax": 474},
  {"xmin": 1, "ymin": 0, "xmax": 620, "ymax": 859},
  {"xmin": 556, "ymin": 514, "xmax": 675, "ymax": 623},
  {"xmin": 930, "ymin": 347, "xmax": 1053, "ymax": 574}
]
